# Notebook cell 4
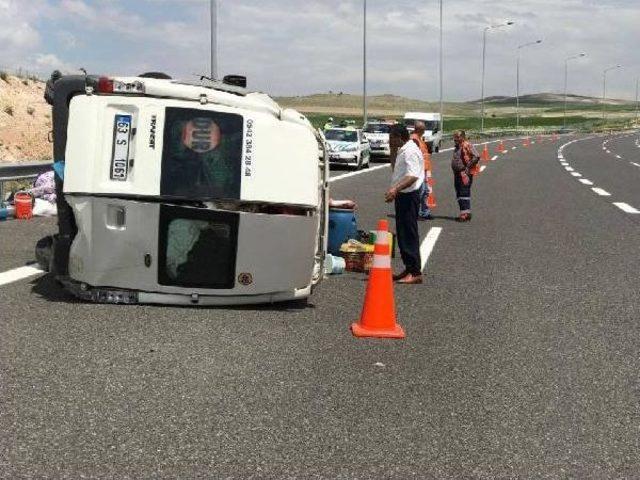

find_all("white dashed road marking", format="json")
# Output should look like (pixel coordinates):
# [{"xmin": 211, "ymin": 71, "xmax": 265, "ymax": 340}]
[
  {"xmin": 631, "ymin": 162, "xmax": 640, "ymax": 168},
  {"xmin": 615, "ymin": 155, "xmax": 622, "ymax": 159},
  {"xmin": 0, "ymin": 265, "xmax": 45, "ymax": 287},
  {"xmin": 570, "ymin": 172, "xmax": 582, "ymax": 177},
  {"xmin": 613, "ymin": 202, "xmax": 640, "ymax": 214},
  {"xmin": 420, "ymin": 227, "xmax": 443, "ymax": 272},
  {"xmin": 565, "ymin": 167, "xmax": 575, "ymax": 172},
  {"xmin": 579, "ymin": 179, "xmax": 594, "ymax": 185},
  {"xmin": 491, "ymin": 155, "xmax": 498, "ymax": 161},
  {"xmin": 480, "ymin": 165, "xmax": 487, "ymax": 173},
  {"xmin": 592, "ymin": 188, "xmax": 611, "ymax": 197},
  {"xmin": 329, "ymin": 164, "xmax": 389, "ymax": 182}
]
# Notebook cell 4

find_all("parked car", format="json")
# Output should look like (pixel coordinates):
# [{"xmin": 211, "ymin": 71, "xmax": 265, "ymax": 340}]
[
  {"xmin": 324, "ymin": 128, "xmax": 371, "ymax": 169},
  {"xmin": 404, "ymin": 112, "xmax": 442, "ymax": 153},
  {"xmin": 38, "ymin": 72, "xmax": 329, "ymax": 306},
  {"xmin": 363, "ymin": 121, "xmax": 394, "ymax": 158}
]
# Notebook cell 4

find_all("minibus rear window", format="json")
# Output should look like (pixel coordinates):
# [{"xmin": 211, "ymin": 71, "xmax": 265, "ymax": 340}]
[
  {"xmin": 160, "ymin": 107, "xmax": 243, "ymax": 200},
  {"xmin": 158, "ymin": 205, "xmax": 239, "ymax": 289}
]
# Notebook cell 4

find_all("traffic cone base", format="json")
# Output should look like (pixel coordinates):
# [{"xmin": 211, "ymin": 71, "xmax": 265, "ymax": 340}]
[{"xmin": 351, "ymin": 322, "xmax": 405, "ymax": 339}]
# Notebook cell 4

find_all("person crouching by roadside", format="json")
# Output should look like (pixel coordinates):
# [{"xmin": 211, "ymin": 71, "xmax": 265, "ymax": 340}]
[
  {"xmin": 385, "ymin": 124, "xmax": 424, "ymax": 284},
  {"xmin": 451, "ymin": 130, "xmax": 480, "ymax": 222},
  {"xmin": 411, "ymin": 121, "xmax": 433, "ymax": 220}
]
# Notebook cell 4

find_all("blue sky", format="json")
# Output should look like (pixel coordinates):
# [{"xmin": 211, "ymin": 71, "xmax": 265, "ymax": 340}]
[{"xmin": 1, "ymin": 0, "xmax": 638, "ymax": 101}]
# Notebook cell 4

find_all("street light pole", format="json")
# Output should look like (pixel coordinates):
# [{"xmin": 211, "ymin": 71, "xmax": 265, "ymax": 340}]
[
  {"xmin": 635, "ymin": 77, "xmax": 639, "ymax": 126},
  {"xmin": 515, "ymin": 39, "xmax": 542, "ymax": 131},
  {"xmin": 363, "ymin": 0, "xmax": 367, "ymax": 126},
  {"xmin": 210, "ymin": 0, "xmax": 218, "ymax": 79},
  {"xmin": 563, "ymin": 53, "xmax": 586, "ymax": 129},
  {"xmin": 602, "ymin": 64, "xmax": 622, "ymax": 122},
  {"xmin": 480, "ymin": 21, "xmax": 514, "ymax": 133},
  {"xmin": 439, "ymin": 0, "xmax": 443, "ymax": 133}
]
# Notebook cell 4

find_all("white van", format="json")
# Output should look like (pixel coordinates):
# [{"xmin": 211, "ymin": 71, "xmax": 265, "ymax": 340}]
[
  {"xmin": 403, "ymin": 112, "xmax": 442, "ymax": 153},
  {"xmin": 41, "ymin": 73, "xmax": 328, "ymax": 305}
]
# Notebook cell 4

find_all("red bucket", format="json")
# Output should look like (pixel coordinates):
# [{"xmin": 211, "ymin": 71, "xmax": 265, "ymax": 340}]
[{"xmin": 14, "ymin": 192, "xmax": 33, "ymax": 220}]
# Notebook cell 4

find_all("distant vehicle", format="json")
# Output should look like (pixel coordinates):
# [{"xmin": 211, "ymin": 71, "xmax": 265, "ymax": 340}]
[
  {"xmin": 324, "ymin": 128, "xmax": 370, "ymax": 169},
  {"xmin": 404, "ymin": 112, "xmax": 442, "ymax": 153},
  {"xmin": 363, "ymin": 121, "xmax": 394, "ymax": 158},
  {"xmin": 38, "ymin": 72, "xmax": 329, "ymax": 306}
]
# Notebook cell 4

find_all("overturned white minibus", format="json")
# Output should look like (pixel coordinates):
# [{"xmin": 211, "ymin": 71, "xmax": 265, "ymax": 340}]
[{"xmin": 41, "ymin": 73, "xmax": 328, "ymax": 305}]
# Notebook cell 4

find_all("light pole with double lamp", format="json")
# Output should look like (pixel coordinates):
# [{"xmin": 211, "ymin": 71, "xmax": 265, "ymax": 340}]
[
  {"xmin": 602, "ymin": 65, "xmax": 622, "ymax": 122},
  {"xmin": 516, "ymin": 39, "xmax": 542, "ymax": 131},
  {"xmin": 480, "ymin": 21, "xmax": 514, "ymax": 132},
  {"xmin": 563, "ymin": 53, "xmax": 586, "ymax": 129}
]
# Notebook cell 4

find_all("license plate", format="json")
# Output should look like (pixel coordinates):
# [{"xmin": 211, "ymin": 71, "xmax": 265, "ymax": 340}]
[{"xmin": 110, "ymin": 114, "xmax": 131, "ymax": 181}]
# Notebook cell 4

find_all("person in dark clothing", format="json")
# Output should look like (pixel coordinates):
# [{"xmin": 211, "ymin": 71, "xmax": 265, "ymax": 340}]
[
  {"xmin": 451, "ymin": 130, "xmax": 480, "ymax": 222},
  {"xmin": 385, "ymin": 124, "xmax": 424, "ymax": 284}
]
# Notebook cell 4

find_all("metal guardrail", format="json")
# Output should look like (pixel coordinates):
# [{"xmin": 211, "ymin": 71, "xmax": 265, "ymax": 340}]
[{"xmin": 0, "ymin": 161, "xmax": 53, "ymax": 202}]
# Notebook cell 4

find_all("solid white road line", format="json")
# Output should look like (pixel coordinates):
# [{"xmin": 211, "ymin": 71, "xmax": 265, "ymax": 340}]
[
  {"xmin": 420, "ymin": 227, "xmax": 443, "ymax": 272},
  {"xmin": 570, "ymin": 172, "xmax": 582, "ymax": 177},
  {"xmin": 491, "ymin": 155, "xmax": 498, "ymax": 161},
  {"xmin": 592, "ymin": 187, "xmax": 611, "ymax": 196},
  {"xmin": 613, "ymin": 202, "xmax": 640, "ymax": 214},
  {"xmin": 579, "ymin": 179, "xmax": 594, "ymax": 185},
  {"xmin": 329, "ymin": 164, "xmax": 389, "ymax": 183},
  {"xmin": 0, "ymin": 265, "xmax": 44, "ymax": 287}
]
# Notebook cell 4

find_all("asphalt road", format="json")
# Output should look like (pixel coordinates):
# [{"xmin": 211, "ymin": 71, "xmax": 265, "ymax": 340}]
[{"xmin": 2, "ymin": 132, "xmax": 640, "ymax": 478}]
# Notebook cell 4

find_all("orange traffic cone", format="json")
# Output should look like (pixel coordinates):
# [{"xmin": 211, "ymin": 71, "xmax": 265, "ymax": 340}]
[
  {"xmin": 522, "ymin": 137, "xmax": 530, "ymax": 147},
  {"xmin": 481, "ymin": 144, "xmax": 490, "ymax": 163},
  {"xmin": 351, "ymin": 219, "xmax": 405, "ymax": 339},
  {"xmin": 496, "ymin": 141, "xmax": 505, "ymax": 154}
]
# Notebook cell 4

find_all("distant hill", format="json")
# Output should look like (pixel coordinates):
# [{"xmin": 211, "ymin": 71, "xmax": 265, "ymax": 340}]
[
  {"xmin": 275, "ymin": 92, "xmax": 634, "ymax": 117},
  {"xmin": 471, "ymin": 93, "xmax": 634, "ymax": 106}
]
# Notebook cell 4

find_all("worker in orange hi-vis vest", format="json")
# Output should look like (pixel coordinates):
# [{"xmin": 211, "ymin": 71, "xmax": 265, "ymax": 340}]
[{"xmin": 410, "ymin": 121, "xmax": 433, "ymax": 220}]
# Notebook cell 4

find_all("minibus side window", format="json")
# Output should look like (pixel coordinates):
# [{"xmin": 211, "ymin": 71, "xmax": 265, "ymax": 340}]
[{"xmin": 158, "ymin": 205, "xmax": 239, "ymax": 289}]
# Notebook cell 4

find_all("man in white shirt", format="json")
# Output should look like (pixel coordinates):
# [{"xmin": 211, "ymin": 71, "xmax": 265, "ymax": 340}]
[{"xmin": 385, "ymin": 124, "xmax": 424, "ymax": 284}]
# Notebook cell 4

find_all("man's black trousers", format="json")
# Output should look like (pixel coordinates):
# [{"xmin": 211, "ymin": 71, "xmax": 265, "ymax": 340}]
[{"xmin": 394, "ymin": 190, "xmax": 422, "ymax": 275}]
